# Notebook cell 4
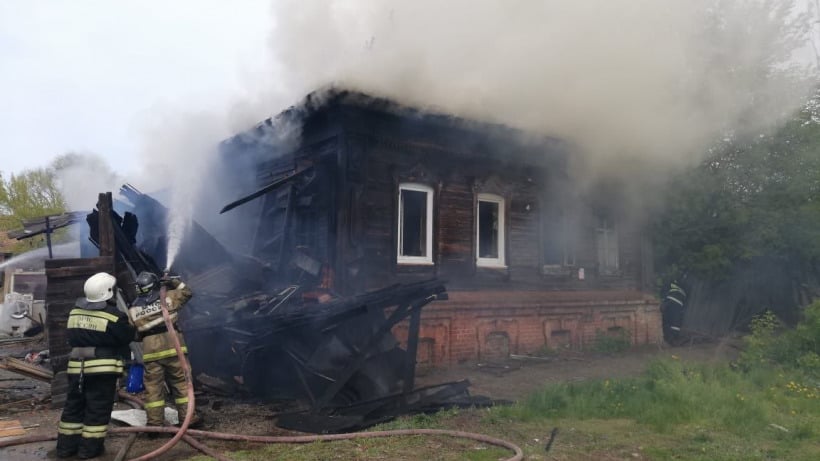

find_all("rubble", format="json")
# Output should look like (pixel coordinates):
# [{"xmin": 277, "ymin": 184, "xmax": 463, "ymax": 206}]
[
  {"xmin": 0, "ymin": 357, "xmax": 53, "ymax": 382},
  {"xmin": 72, "ymin": 187, "xmax": 492, "ymax": 432}
]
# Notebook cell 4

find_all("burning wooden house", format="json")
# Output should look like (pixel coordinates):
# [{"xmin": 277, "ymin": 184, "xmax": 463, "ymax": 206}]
[
  {"xmin": 39, "ymin": 90, "xmax": 661, "ymax": 431},
  {"xmin": 217, "ymin": 89, "xmax": 662, "ymax": 367}
]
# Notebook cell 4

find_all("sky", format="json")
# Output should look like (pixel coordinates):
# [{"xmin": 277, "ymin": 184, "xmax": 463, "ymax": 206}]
[
  {"xmin": 0, "ymin": 0, "xmax": 271, "ymax": 177},
  {"xmin": 2, "ymin": 0, "xmax": 817, "ymax": 183}
]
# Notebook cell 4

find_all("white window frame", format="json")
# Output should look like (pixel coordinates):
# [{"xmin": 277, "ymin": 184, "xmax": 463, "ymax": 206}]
[
  {"xmin": 397, "ymin": 183, "xmax": 434, "ymax": 265},
  {"xmin": 476, "ymin": 193, "xmax": 506, "ymax": 268},
  {"xmin": 596, "ymin": 216, "xmax": 619, "ymax": 274}
]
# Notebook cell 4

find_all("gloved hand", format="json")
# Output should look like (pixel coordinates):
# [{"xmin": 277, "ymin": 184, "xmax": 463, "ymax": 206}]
[{"xmin": 160, "ymin": 277, "xmax": 182, "ymax": 289}]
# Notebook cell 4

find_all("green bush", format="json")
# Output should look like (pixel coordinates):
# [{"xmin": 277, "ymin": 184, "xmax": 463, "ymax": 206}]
[{"xmin": 739, "ymin": 302, "xmax": 820, "ymax": 378}]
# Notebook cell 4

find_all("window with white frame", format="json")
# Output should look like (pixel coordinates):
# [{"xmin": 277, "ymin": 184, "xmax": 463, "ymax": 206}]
[
  {"xmin": 397, "ymin": 183, "xmax": 434, "ymax": 264},
  {"xmin": 476, "ymin": 193, "xmax": 506, "ymax": 267},
  {"xmin": 596, "ymin": 215, "xmax": 619, "ymax": 273}
]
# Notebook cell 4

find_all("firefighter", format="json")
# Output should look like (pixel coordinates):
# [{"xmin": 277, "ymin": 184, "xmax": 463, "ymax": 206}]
[
  {"xmin": 57, "ymin": 272, "xmax": 135, "ymax": 459},
  {"xmin": 128, "ymin": 271, "xmax": 202, "ymax": 430},
  {"xmin": 661, "ymin": 277, "xmax": 688, "ymax": 345}
]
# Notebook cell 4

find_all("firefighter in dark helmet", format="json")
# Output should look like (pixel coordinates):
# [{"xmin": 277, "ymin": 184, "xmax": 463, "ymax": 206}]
[
  {"xmin": 57, "ymin": 272, "xmax": 135, "ymax": 459},
  {"xmin": 128, "ymin": 271, "xmax": 201, "ymax": 429}
]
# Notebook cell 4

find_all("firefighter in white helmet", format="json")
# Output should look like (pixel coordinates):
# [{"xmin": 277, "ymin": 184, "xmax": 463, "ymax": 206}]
[
  {"xmin": 128, "ymin": 271, "xmax": 201, "ymax": 430},
  {"xmin": 57, "ymin": 272, "xmax": 135, "ymax": 459}
]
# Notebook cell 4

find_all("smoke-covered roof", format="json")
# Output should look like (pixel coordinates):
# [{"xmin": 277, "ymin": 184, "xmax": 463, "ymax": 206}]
[{"xmin": 222, "ymin": 87, "xmax": 572, "ymax": 167}]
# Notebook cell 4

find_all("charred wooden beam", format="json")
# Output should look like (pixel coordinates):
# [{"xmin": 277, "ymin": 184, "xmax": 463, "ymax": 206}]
[
  {"xmin": 6, "ymin": 212, "xmax": 86, "ymax": 240},
  {"xmin": 220, "ymin": 163, "xmax": 314, "ymax": 214},
  {"xmin": 97, "ymin": 193, "xmax": 115, "ymax": 259},
  {"xmin": 0, "ymin": 357, "xmax": 53, "ymax": 382}
]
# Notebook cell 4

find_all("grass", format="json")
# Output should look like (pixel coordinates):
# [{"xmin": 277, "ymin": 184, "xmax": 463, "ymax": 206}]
[
  {"xmin": 490, "ymin": 358, "xmax": 819, "ymax": 460},
  {"xmin": 186, "ymin": 358, "xmax": 819, "ymax": 461},
  {"xmin": 186, "ymin": 307, "xmax": 820, "ymax": 459}
]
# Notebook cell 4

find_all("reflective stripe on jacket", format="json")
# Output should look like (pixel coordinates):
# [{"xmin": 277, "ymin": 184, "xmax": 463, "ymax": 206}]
[
  {"xmin": 129, "ymin": 282, "xmax": 193, "ymax": 363},
  {"xmin": 67, "ymin": 358, "xmax": 125, "ymax": 375},
  {"xmin": 142, "ymin": 339, "xmax": 188, "ymax": 362},
  {"xmin": 665, "ymin": 282, "xmax": 687, "ymax": 307},
  {"xmin": 65, "ymin": 299, "xmax": 134, "ymax": 375},
  {"xmin": 128, "ymin": 282, "xmax": 192, "ymax": 333}
]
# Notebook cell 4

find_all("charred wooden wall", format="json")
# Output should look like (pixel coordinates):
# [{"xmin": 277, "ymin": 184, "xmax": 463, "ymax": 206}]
[
  {"xmin": 240, "ymin": 100, "xmax": 650, "ymax": 295},
  {"xmin": 338, "ymin": 135, "xmax": 646, "ymax": 293},
  {"xmin": 248, "ymin": 136, "xmax": 341, "ymax": 291}
]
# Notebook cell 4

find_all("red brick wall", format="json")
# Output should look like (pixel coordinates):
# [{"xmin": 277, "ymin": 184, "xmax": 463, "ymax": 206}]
[{"xmin": 393, "ymin": 290, "xmax": 662, "ymax": 366}]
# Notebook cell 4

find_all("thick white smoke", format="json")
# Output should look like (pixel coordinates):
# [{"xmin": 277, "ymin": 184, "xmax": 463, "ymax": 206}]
[
  {"xmin": 131, "ymin": 0, "xmax": 816, "ymax": 257},
  {"xmin": 135, "ymin": 111, "xmax": 228, "ymax": 268},
  {"xmin": 234, "ymin": 0, "xmax": 815, "ymax": 171},
  {"xmin": 53, "ymin": 153, "xmax": 122, "ymax": 212}
]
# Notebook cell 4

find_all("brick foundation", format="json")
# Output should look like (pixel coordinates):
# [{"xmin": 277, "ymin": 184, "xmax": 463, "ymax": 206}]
[{"xmin": 393, "ymin": 290, "xmax": 662, "ymax": 366}]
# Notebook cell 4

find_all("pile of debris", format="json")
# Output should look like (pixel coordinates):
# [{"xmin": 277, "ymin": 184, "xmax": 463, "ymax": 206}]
[{"xmin": 80, "ymin": 186, "xmax": 492, "ymax": 432}]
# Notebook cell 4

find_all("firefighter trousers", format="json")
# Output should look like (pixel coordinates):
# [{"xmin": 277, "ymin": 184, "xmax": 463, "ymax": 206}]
[
  {"xmin": 144, "ymin": 355, "xmax": 194, "ymax": 426},
  {"xmin": 661, "ymin": 302, "xmax": 685, "ymax": 343},
  {"xmin": 56, "ymin": 374, "xmax": 118, "ymax": 458}
]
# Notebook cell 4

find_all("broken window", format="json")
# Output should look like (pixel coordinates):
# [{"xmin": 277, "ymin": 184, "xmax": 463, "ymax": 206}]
[
  {"xmin": 596, "ymin": 214, "xmax": 619, "ymax": 274},
  {"xmin": 476, "ymin": 193, "xmax": 505, "ymax": 267},
  {"xmin": 398, "ymin": 183, "xmax": 433, "ymax": 264}
]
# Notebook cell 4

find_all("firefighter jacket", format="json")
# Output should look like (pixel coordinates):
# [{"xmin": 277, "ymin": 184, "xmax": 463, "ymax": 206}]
[
  {"xmin": 665, "ymin": 281, "xmax": 687, "ymax": 307},
  {"xmin": 127, "ymin": 280, "xmax": 193, "ymax": 363},
  {"xmin": 66, "ymin": 299, "xmax": 135, "ymax": 376}
]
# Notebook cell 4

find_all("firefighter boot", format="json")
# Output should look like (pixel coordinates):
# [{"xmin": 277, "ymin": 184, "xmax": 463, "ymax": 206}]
[
  {"xmin": 174, "ymin": 399, "xmax": 203, "ymax": 428},
  {"xmin": 77, "ymin": 437, "xmax": 105, "ymax": 459},
  {"xmin": 56, "ymin": 433, "xmax": 80, "ymax": 458}
]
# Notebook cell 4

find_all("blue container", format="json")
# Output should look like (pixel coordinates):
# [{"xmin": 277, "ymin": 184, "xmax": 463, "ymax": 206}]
[{"xmin": 126, "ymin": 364, "xmax": 145, "ymax": 393}]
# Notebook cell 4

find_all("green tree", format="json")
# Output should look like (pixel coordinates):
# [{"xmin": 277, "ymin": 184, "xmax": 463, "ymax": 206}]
[
  {"xmin": 656, "ymin": 96, "xmax": 820, "ymax": 282},
  {"xmin": 654, "ymin": 91, "xmax": 820, "ymax": 329},
  {"xmin": 0, "ymin": 164, "xmax": 67, "ymax": 253}
]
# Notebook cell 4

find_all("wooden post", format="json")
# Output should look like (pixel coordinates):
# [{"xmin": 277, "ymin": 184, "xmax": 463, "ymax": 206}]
[
  {"xmin": 44, "ymin": 216, "xmax": 53, "ymax": 259},
  {"xmin": 402, "ymin": 305, "xmax": 422, "ymax": 394},
  {"xmin": 97, "ymin": 193, "xmax": 116, "ymax": 268}
]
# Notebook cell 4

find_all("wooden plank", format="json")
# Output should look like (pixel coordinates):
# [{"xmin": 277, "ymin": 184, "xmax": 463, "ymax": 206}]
[
  {"xmin": 0, "ymin": 420, "xmax": 26, "ymax": 438},
  {"xmin": 45, "ymin": 265, "xmax": 112, "ymax": 279},
  {"xmin": 46, "ymin": 257, "xmax": 114, "ymax": 278},
  {"xmin": 45, "ymin": 256, "xmax": 113, "ymax": 270},
  {"xmin": 97, "ymin": 192, "xmax": 115, "ymax": 258},
  {"xmin": 1, "ymin": 357, "xmax": 54, "ymax": 381}
]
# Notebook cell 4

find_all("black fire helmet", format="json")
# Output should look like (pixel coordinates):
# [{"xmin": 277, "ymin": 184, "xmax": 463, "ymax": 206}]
[{"xmin": 135, "ymin": 271, "xmax": 159, "ymax": 295}]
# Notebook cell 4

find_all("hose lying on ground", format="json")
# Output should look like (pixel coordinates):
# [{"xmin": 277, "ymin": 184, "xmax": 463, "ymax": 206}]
[
  {"xmin": 0, "ymin": 426, "xmax": 523, "ymax": 461},
  {"xmin": 118, "ymin": 392, "xmax": 231, "ymax": 461},
  {"xmin": 0, "ymin": 283, "xmax": 524, "ymax": 461}
]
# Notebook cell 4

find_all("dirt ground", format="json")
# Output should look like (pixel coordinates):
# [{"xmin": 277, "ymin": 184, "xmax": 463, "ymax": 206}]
[{"xmin": 0, "ymin": 337, "xmax": 740, "ymax": 461}]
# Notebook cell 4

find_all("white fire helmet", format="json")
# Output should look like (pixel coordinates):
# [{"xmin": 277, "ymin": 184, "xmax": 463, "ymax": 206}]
[{"xmin": 84, "ymin": 272, "xmax": 116, "ymax": 303}]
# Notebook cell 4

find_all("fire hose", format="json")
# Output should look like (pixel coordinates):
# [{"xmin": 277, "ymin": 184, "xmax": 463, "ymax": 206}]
[
  {"xmin": 0, "ymin": 280, "xmax": 524, "ymax": 461},
  {"xmin": 126, "ymin": 282, "xmax": 196, "ymax": 461},
  {"xmin": 0, "ymin": 427, "xmax": 523, "ymax": 461},
  {"xmin": 118, "ymin": 392, "xmax": 230, "ymax": 461}
]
